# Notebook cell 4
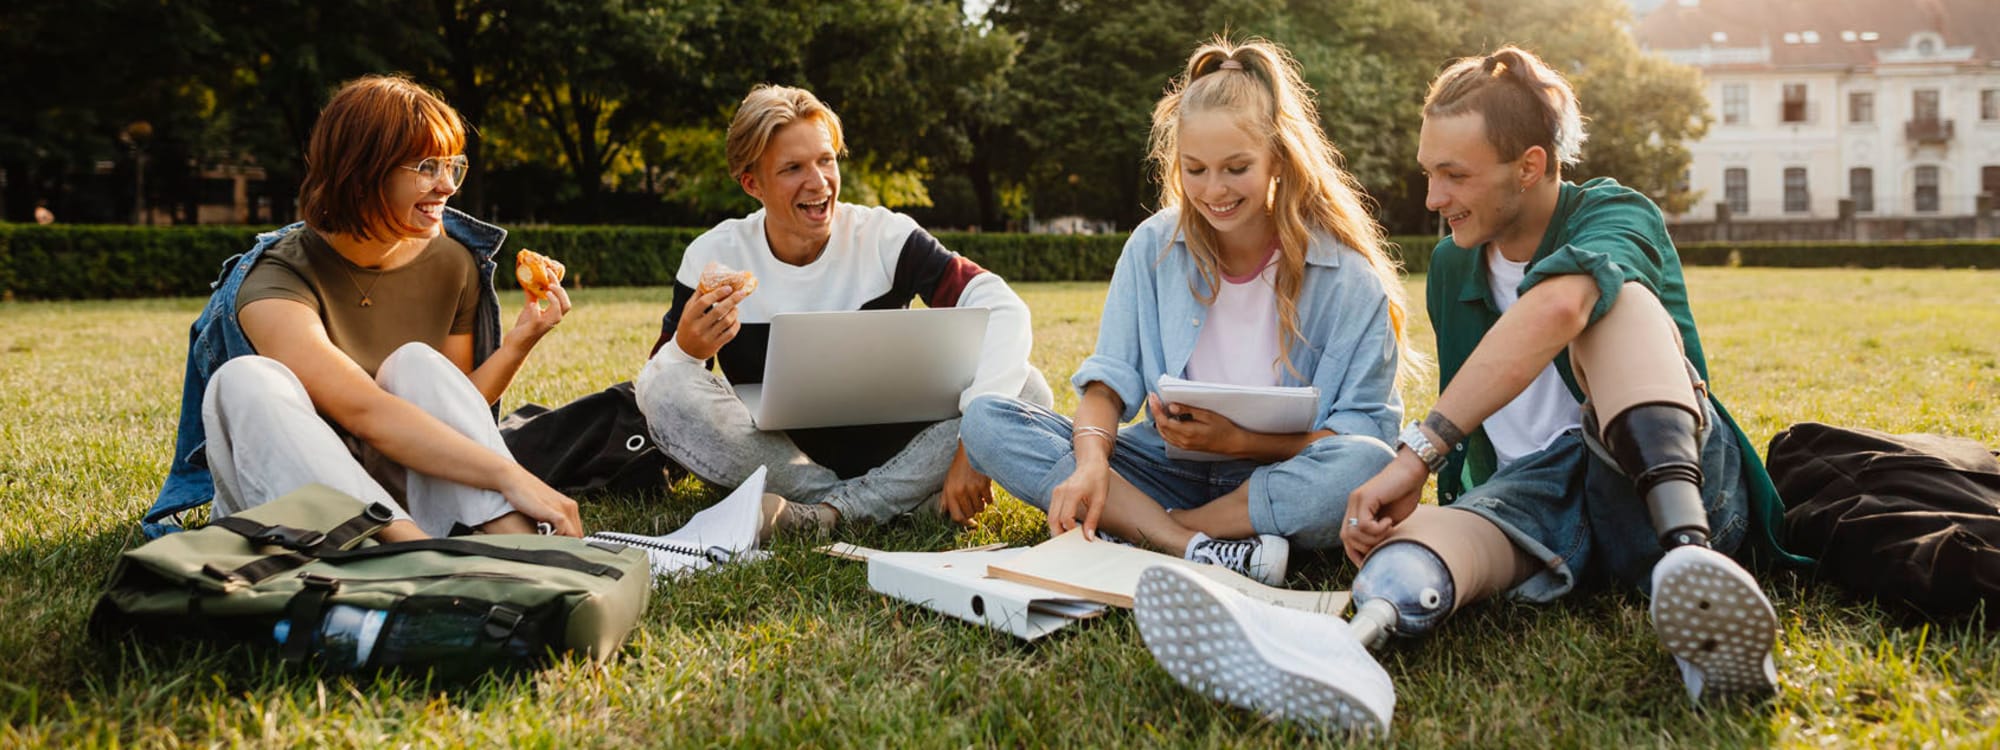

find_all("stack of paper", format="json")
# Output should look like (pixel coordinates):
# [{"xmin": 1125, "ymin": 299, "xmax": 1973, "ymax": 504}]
[{"xmin": 1156, "ymin": 374, "xmax": 1319, "ymax": 461}]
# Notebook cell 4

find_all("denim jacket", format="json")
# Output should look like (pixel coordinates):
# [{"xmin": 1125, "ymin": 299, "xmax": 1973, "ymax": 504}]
[
  {"xmin": 1072, "ymin": 209, "xmax": 1404, "ymax": 453},
  {"xmin": 144, "ymin": 208, "xmax": 507, "ymax": 537}
]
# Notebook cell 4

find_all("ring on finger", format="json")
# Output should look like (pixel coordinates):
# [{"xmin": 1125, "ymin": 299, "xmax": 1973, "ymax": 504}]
[{"xmin": 1346, "ymin": 516, "xmax": 1360, "ymax": 528}]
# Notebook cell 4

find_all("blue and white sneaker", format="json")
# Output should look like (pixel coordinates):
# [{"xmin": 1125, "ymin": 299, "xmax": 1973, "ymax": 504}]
[{"xmin": 1183, "ymin": 532, "xmax": 1290, "ymax": 587}]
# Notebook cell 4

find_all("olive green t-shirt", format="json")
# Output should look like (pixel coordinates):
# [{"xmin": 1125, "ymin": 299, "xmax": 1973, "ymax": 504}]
[{"xmin": 236, "ymin": 227, "xmax": 480, "ymax": 376}]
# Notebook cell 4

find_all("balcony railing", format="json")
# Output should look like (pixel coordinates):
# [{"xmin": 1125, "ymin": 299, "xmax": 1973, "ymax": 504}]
[{"xmin": 1905, "ymin": 118, "xmax": 1955, "ymax": 143}]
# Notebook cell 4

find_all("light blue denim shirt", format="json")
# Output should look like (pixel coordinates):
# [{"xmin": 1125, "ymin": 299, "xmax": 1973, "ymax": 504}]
[
  {"xmin": 1071, "ymin": 208, "xmax": 1404, "ymax": 450},
  {"xmin": 144, "ymin": 208, "xmax": 507, "ymax": 537}
]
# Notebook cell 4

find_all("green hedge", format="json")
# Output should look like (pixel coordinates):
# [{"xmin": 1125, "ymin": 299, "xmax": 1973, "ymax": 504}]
[
  {"xmin": 1677, "ymin": 240, "xmax": 2000, "ymax": 269},
  {"xmin": 0, "ymin": 224, "xmax": 1992, "ymax": 300}
]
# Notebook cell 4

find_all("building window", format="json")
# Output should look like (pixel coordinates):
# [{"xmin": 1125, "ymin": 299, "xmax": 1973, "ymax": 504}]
[
  {"xmin": 1784, "ymin": 167, "xmax": 1809, "ymax": 212},
  {"xmin": 1850, "ymin": 168, "xmax": 1874, "ymax": 213},
  {"xmin": 1913, "ymin": 89, "xmax": 1941, "ymax": 123},
  {"xmin": 1782, "ymin": 83, "xmax": 1809, "ymax": 123},
  {"xmin": 1983, "ymin": 166, "xmax": 2000, "ymax": 200},
  {"xmin": 1725, "ymin": 167, "xmax": 1749, "ymax": 214},
  {"xmin": 1722, "ymin": 84, "xmax": 1748, "ymax": 125},
  {"xmin": 1983, "ymin": 90, "xmax": 1999, "ymax": 121},
  {"xmin": 1849, "ymin": 91, "xmax": 1874, "ymax": 123},
  {"xmin": 1914, "ymin": 166, "xmax": 1940, "ymax": 213}
]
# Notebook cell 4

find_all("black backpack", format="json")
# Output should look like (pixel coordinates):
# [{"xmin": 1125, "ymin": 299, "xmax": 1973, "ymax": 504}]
[
  {"xmin": 501, "ymin": 381, "xmax": 679, "ymax": 497},
  {"xmin": 1768, "ymin": 422, "xmax": 2000, "ymax": 620}
]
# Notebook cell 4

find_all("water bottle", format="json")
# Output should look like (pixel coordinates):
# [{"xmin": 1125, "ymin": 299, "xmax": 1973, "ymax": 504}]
[
  {"xmin": 273, "ymin": 604, "xmax": 541, "ymax": 673},
  {"xmin": 272, "ymin": 604, "xmax": 387, "ymax": 670}
]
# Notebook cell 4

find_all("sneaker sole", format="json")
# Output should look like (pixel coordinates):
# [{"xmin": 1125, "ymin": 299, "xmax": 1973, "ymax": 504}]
[
  {"xmin": 1134, "ymin": 566, "xmax": 1388, "ymax": 737},
  {"xmin": 1650, "ymin": 550, "xmax": 1780, "ymax": 701}
]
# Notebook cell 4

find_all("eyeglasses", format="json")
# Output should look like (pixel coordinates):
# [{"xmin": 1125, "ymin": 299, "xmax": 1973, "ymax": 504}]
[{"xmin": 402, "ymin": 155, "xmax": 469, "ymax": 188}]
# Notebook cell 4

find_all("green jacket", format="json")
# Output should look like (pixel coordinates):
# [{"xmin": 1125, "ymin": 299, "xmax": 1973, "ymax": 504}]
[{"xmin": 1426, "ymin": 178, "xmax": 1806, "ymax": 568}]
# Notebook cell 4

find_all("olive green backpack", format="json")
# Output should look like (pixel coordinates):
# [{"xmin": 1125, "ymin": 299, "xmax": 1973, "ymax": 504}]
[{"xmin": 92, "ymin": 483, "xmax": 651, "ymax": 675}]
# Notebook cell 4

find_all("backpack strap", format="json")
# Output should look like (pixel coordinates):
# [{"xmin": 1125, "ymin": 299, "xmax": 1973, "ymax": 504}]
[
  {"xmin": 312, "ymin": 539, "xmax": 627, "ymax": 580},
  {"xmin": 278, "ymin": 573, "xmax": 341, "ymax": 663},
  {"xmin": 209, "ymin": 535, "xmax": 627, "ymax": 587},
  {"xmin": 204, "ymin": 502, "xmax": 400, "ymax": 585}
]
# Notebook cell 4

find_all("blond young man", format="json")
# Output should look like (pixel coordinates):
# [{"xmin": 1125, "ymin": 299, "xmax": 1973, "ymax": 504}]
[{"xmin": 635, "ymin": 86, "xmax": 1050, "ymax": 534}]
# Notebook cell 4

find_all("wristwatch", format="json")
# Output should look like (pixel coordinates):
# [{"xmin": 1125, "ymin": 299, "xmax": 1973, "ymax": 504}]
[{"xmin": 1399, "ymin": 422, "xmax": 1448, "ymax": 474}]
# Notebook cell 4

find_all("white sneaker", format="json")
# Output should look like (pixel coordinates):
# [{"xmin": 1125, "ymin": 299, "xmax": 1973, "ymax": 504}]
[
  {"xmin": 1649, "ymin": 545, "xmax": 1780, "ymax": 703},
  {"xmin": 1134, "ymin": 565, "xmax": 1394, "ymax": 737},
  {"xmin": 1183, "ymin": 533, "xmax": 1290, "ymax": 587}
]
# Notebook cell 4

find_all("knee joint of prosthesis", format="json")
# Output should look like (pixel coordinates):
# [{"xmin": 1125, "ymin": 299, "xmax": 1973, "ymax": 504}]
[
  {"xmin": 1349, "ymin": 542, "xmax": 1455, "ymax": 647},
  {"xmin": 1600, "ymin": 403, "xmax": 1709, "ymax": 549}
]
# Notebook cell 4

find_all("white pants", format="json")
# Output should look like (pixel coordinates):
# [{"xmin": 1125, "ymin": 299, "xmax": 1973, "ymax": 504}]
[{"xmin": 202, "ymin": 343, "xmax": 515, "ymax": 537}]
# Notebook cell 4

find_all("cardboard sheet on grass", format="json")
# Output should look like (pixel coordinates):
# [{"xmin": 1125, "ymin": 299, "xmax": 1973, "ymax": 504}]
[{"xmin": 832, "ymin": 529, "xmax": 1347, "ymax": 641}]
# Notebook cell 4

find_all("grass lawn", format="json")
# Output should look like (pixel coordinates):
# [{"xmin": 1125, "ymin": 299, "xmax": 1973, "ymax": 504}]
[{"xmin": 1, "ymin": 267, "xmax": 1997, "ymax": 747}]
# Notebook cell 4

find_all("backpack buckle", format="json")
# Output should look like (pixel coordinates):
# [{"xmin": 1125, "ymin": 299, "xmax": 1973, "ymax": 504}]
[
  {"xmin": 250, "ymin": 525, "xmax": 326, "ymax": 551},
  {"xmin": 298, "ymin": 573, "xmax": 341, "ymax": 592},
  {"xmin": 362, "ymin": 502, "xmax": 398, "ymax": 523},
  {"xmin": 483, "ymin": 605, "xmax": 525, "ymax": 641}
]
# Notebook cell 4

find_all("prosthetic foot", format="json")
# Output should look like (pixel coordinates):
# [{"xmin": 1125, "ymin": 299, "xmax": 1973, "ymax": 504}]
[
  {"xmin": 1346, "ymin": 506, "xmax": 1538, "ymax": 649},
  {"xmin": 1599, "ymin": 403, "xmax": 1710, "ymax": 549},
  {"xmin": 1133, "ymin": 565, "xmax": 1395, "ymax": 737}
]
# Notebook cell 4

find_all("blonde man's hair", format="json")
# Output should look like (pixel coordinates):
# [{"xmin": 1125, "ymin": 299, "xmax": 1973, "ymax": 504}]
[
  {"xmin": 1423, "ymin": 45, "xmax": 1586, "ymax": 175},
  {"xmin": 1147, "ymin": 37, "xmax": 1421, "ymax": 388},
  {"xmin": 725, "ymin": 85, "xmax": 847, "ymax": 178}
]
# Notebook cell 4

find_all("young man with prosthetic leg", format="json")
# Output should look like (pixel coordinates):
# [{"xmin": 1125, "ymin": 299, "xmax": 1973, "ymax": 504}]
[{"xmin": 1131, "ymin": 46, "xmax": 1798, "ymax": 736}]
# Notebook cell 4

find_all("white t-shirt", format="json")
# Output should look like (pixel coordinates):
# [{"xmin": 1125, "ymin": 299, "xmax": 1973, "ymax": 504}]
[
  {"xmin": 1484, "ymin": 251, "xmax": 1583, "ymax": 468},
  {"xmin": 1184, "ymin": 250, "xmax": 1282, "ymax": 387}
]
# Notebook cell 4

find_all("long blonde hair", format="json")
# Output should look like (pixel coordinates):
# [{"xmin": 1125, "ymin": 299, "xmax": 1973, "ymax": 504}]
[{"xmin": 1147, "ymin": 38, "xmax": 1420, "ymax": 387}]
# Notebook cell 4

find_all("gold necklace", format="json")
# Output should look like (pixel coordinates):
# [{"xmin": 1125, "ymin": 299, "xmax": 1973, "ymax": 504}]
[
  {"xmin": 329, "ymin": 242, "xmax": 400, "ymax": 308},
  {"xmin": 337, "ymin": 262, "xmax": 383, "ymax": 307}
]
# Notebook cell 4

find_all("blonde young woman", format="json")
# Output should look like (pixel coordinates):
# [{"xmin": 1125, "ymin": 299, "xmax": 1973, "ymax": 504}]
[{"xmin": 961, "ymin": 38, "xmax": 1418, "ymax": 585}]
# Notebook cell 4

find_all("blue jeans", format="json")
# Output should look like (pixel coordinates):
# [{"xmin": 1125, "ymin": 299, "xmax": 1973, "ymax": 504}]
[
  {"xmin": 1452, "ymin": 396, "xmax": 1750, "ymax": 602},
  {"xmin": 960, "ymin": 394, "xmax": 1395, "ymax": 550}
]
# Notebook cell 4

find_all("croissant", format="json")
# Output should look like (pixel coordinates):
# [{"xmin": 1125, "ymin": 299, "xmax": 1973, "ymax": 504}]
[
  {"xmin": 696, "ymin": 261, "xmax": 758, "ymax": 298},
  {"xmin": 515, "ymin": 249, "xmax": 566, "ymax": 302}
]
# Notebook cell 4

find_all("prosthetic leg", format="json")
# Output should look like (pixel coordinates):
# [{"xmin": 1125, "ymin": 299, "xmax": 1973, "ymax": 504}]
[
  {"xmin": 1347, "ymin": 506, "xmax": 1537, "ymax": 648},
  {"xmin": 1569, "ymin": 281, "xmax": 1710, "ymax": 550},
  {"xmin": 1570, "ymin": 283, "xmax": 1779, "ymax": 701}
]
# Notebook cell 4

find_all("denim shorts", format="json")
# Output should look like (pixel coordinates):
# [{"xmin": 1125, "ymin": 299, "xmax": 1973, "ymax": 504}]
[{"xmin": 1451, "ymin": 397, "xmax": 1749, "ymax": 602}]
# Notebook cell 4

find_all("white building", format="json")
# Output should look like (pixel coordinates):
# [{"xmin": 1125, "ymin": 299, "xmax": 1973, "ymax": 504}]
[{"xmin": 1635, "ymin": 0, "xmax": 2000, "ymax": 238}]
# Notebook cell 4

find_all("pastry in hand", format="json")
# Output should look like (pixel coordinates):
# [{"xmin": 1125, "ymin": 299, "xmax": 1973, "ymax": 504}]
[
  {"xmin": 696, "ymin": 261, "xmax": 758, "ymax": 299},
  {"xmin": 515, "ymin": 249, "xmax": 566, "ymax": 302}
]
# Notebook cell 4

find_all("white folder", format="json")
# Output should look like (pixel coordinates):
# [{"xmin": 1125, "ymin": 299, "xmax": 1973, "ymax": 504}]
[{"xmin": 863, "ymin": 548, "xmax": 1107, "ymax": 641}]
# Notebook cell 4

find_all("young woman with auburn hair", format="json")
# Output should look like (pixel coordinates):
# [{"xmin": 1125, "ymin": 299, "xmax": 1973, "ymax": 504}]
[
  {"xmin": 961, "ymin": 38, "xmax": 1415, "ymax": 585},
  {"xmin": 146, "ymin": 75, "xmax": 580, "ymax": 541}
]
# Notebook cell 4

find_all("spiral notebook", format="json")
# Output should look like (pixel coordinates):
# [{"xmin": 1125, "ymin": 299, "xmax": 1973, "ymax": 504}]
[{"xmin": 587, "ymin": 466, "xmax": 770, "ymax": 578}]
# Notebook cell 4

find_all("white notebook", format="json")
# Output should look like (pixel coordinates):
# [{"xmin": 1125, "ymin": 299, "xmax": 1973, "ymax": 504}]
[
  {"xmin": 587, "ymin": 466, "xmax": 770, "ymax": 579},
  {"xmin": 1155, "ymin": 374, "xmax": 1320, "ymax": 461}
]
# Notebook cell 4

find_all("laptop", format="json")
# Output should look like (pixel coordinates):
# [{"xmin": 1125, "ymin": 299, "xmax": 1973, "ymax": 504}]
[{"xmin": 734, "ymin": 307, "xmax": 991, "ymax": 431}]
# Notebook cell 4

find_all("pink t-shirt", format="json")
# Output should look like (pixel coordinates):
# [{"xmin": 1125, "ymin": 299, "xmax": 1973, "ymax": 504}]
[{"xmin": 1184, "ymin": 248, "xmax": 1282, "ymax": 387}]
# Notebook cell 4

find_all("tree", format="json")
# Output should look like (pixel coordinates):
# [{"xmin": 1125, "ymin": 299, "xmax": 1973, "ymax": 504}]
[
  {"xmin": 478, "ymin": 0, "xmax": 702, "ymax": 220},
  {"xmin": 1445, "ymin": 0, "xmax": 1709, "ymax": 216}
]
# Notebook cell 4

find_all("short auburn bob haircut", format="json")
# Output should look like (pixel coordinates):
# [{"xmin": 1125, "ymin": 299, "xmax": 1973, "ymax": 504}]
[
  {"xmin": 299, "ymin": 75, "xmax": 466, "ymax": 241},
  {"xmin": 724, "ymin": 85, "xmax": 846, "ymax": 180}
]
